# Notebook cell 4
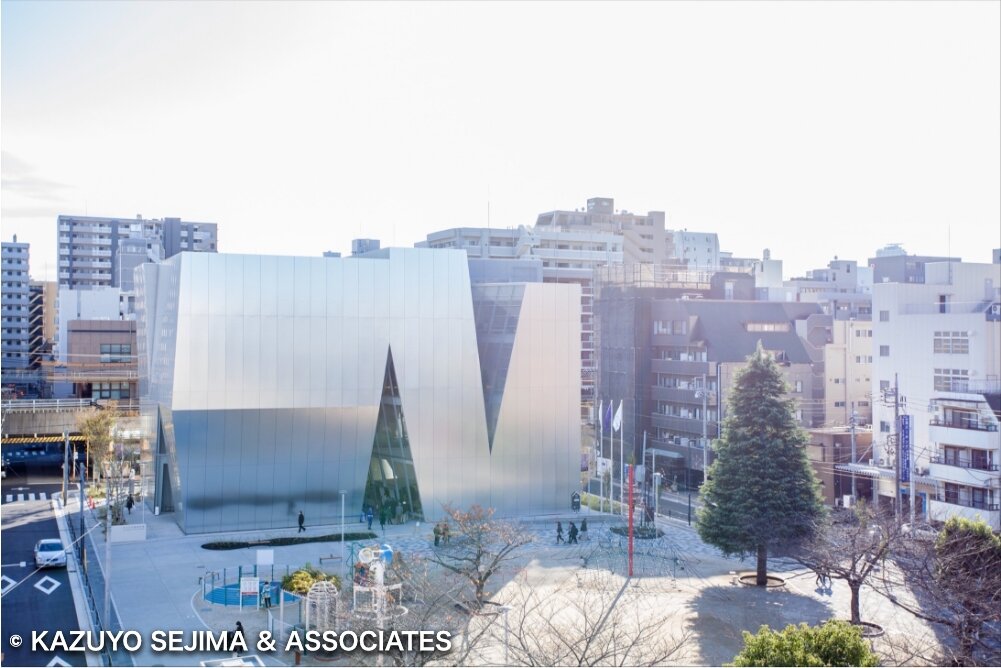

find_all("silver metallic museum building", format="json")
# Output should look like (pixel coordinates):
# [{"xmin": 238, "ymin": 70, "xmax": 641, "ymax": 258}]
[{"xmin": 136, "ymin": 249, "xmax": 581, "ymax": 534}]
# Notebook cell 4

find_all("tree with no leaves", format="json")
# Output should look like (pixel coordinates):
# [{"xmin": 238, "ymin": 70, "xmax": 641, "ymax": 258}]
[
  {"xmin": 795, "ymin": 499, "xmax": 901, "ymax": 625},
  {"xmin": 77, "ymin": 403, "xmax": 137, "ymax": 525},
  {"xmin": 490, "ymin": 570, "xmax": 693, "ymax": 666},
  {"xmin": 426, "ymin": 504, "xmax": 534, "ymax": 610},
  {"xmin": 697, "ymin": 343, "xmax": 825, "ymax": 585},
  {"xmin": 877, "ymin": 516, "xmax": 1001, "ymax": 666}
]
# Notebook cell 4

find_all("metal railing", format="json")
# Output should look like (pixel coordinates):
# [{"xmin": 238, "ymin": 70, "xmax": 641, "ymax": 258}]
[
  {"xmin": 935, "ymin": 494, "xmax": 1000, "ymax": 511},
  {"xmin": 930, "ymin": 455, "xmax": 1000, "ymax": 472},
  {"xmin": 1, "ymin": 398, "xmax": 96, "ymax": 412},
  {"xmin": 929, "ymin": 417, "xmax": 999, "ymax": 432}
]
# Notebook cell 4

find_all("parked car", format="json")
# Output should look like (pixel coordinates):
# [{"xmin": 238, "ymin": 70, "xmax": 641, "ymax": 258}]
[
  {"xmin": 902, "ymin": 522, "xmax": 939, "ymax": 542},
  {"xmin": 34, "ymin": 539, "xmax": 67, "ymax": 568}
]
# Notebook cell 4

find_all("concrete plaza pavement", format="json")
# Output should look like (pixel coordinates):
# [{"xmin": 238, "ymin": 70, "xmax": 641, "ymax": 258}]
[{"xmin": 54, "ymin": 496, "xmax": 944, "ymax": 667}]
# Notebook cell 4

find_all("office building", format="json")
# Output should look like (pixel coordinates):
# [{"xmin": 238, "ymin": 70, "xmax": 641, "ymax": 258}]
[
  {"xmin": 57, "ymin": 214, "xmax": 217, "ymax": 289},
  {"xmin": 136, "ymin": 249, "xmax": 581, "ymax": 534},
  {"xmin": 869, "ymin": 249, "xmax": 961, "ymax": 285},
  {"xmin": 66, "ymin": 320, "xmax": 138, "ymax": 402},
  {"xmin": 352, "ymin": 239, "xmax": 381, "ymax": 256},
  {"xmin": 2, "ymin": 236, "xmax": 31, "ymax": 370},
  {"xmin": 806, "ymin": 426, "xmax": 875, "ymax": 506}
]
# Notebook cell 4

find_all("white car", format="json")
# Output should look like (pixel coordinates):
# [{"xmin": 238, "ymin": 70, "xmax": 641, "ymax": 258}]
[
  {"xmin": 902, "ymin": 522, "xmax": 939, "ymax": 542},
  {"xmin": 34, "ymin": 539, "xmax": 67, "ymax": 568}
]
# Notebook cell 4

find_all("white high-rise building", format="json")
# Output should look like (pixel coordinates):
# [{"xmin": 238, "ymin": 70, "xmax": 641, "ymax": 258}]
[
  {"xmin": 870, "ymin": 261, "xmax": 1001, "ymax": 530},
  {"xmin": 672, "ymin": 230, "xmax": 720, "ymax": 271},
  {"xmin": 2, "ymin": 236, "xmax": 31, "ymax": 370}
]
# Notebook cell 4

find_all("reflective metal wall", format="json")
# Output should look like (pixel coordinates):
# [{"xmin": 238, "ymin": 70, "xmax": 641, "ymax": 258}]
[{"xmin": 137, "ymin": 249, "xmax": 580, "ymax": 534}]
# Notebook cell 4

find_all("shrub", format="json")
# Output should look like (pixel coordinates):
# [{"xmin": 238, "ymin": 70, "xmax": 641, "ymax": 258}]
[
  {"xmin": 281, "ymin": 564, "xmax": 341, "ymax": 595},
  {"xmin": 731, "ymin": 621, "xmax": 879, "ymax": 667}
]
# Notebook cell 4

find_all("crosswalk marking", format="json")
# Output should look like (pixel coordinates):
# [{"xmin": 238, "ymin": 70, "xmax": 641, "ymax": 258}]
[
  {"xmin": 2, "ymin": 491, "xmax": 58, "ymax": 503},
  {"xmin": 39, "ymin": 492, "xmax": 47, "ymax": 500},
  {"xmin": 28, "ymin": 493, "xmax": 36, "ymax": 501},
  {"xmin": 4, "ymin": 495, "xmax": 11, "ymax": 502}
]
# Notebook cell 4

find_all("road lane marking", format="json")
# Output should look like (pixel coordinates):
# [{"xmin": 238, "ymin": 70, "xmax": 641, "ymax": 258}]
[{"xmin": 34, "ymin": 575, "xmax": 61, "ymax": 595}]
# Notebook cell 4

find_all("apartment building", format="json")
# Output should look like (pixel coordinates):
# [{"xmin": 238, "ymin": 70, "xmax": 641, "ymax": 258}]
[
  {"xmin": 868, "ymin": 260, "xmax": 1001, "ymax": 528},
  {"xmin": 807, "ymin": 426, "xmax": 875, "ymax": 506},
  {"xmin": 672, "ymin": 230, "xmax": 720, "ymax": 271},
  {"xmin": 57, "ymin": 214, "xmax": 217, "ymax": 289},
  {"xmin": 28, "ymin": 280, "xmax": 57, "ymax": 368},
  {"xmin": 2, "ymin": 236, "xmax": 31, "ymax": 370},
  {"xmin": 420, "ymin": 225, "xmax": 622, "ymax": 419},
  {"xmin": 596, "ymin": 288, "xmax": 827, "ymax": 487},
  {"xmin": 535, "ymin": 197, "xmax": 671, "ymax": 268},
  {"xmin": 824, "ymin": 319, "xmax": 874, "ymax": 427}
]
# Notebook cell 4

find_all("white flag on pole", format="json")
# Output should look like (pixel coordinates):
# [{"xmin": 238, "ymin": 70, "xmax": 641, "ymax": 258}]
[
  {"xmin": 598, "ymin": 400, "xmax": 604, "ymax": 431},
  {"xmin": 612, "ymin": 400, "xmax": 623, "ymax": 432}
]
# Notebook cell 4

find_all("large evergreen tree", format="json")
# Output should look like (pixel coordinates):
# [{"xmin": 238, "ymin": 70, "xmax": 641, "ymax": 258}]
[{"xmin": 697, "ymin": 342, "xmax": 824, "ymax": 585}]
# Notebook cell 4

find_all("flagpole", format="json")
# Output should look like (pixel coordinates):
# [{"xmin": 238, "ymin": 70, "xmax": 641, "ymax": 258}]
[{"xmin": 619, "ymin": 400, "xmax": 625, "ymax": 515}]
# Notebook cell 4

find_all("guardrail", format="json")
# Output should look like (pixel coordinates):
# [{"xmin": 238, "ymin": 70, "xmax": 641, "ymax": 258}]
[{"xmin": 1, "ymin": 398, "xmax": 95, "ymax": 412}]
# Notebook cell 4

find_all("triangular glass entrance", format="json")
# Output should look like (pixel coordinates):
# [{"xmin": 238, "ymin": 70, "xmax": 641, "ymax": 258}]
[
  {"xmin": 471, "ymin": 284, "xmax": 525, "ymax": 451},
  {"xmin": 362, "ymin": 347, "xmax": 424, "ymax": 523}
]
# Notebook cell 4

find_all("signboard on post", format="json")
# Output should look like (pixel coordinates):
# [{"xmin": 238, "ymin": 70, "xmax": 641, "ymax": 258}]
[
  {"xmin": 900, "ymin": 415, "xmax": 911, "ymax": 483},
  {"xmin": 240, "ymin": 577, "xmax": 259, "ymax": 611}
]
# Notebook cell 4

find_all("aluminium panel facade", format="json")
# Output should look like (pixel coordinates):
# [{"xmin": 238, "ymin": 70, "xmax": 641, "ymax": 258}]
[{"xmin": 137, "ymin": 248, "xmax": 580, "ymax": 534}]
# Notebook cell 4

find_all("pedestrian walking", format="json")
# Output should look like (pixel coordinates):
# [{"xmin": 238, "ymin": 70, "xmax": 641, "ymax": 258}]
[
  {"xmin": 298, "ymin": 510, "xmax": 306, "ymax": 533},
  {"xmin": 125, "ymin": 494, "xmax": 134, "ymax": 515},
  {"xmin": 233, "ymin": 621, "xmax": 245, "ymax": 657},
  {"xmin": 580, "ymin": 518, "xmax": 588, "ymax": 541},
  {"xmin": 815, "ymin": 570, "xmax": 824, "ymax": 589},
  {"xmin": 262, "ymin": 581, "xmax": 272, "ymax": 609},
  {"xmin": 366, "ymin": 508, "xmax": 374, "ymax": 531},
  {"xmin": 433, "ymin": 522, "xmax": 441, "ymax": 546},
  {"xmin": 442, "ymin": 522, "xmax": 450, "ymax": 544},
  {"xmin": 556, "ymin": 521, "xmax": 565, "ymax": 544},
  {"xmin": 568, "ymin": 522, "xmax": 578, "ymax": 544},
  {"xmin": 379, "ymin": 508, "xmax": 387, "ymax": 532}
]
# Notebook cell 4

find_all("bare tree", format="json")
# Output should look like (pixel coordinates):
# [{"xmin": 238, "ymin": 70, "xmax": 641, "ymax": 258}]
[
  {"xmin": 876, "ymin": 517, "xmax": 1001, "ymax": 666},
  {"xmin": 426, "ymin": 505, "xmax": 534, "ymax": 610},
  {"xmin": 794, "ymin": 500, "xmax": 902, "ymax": 625},
  {"xmin": 77, "ymin": 404, "xmax": 138, "ymax": 525},
  {"xmin": 336, "ymin": 553, "xmax": 497, "ymax": 667},
  {"xmin": 490, "ymin": 570, "xmax": 693, "ymax": 666}
]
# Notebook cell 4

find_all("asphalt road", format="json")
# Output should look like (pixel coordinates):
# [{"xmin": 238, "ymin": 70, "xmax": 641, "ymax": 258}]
[
  {"xmin": 1, "ymin": 474, "xmax": 87, "ymax": 667},
  {"xmin": 587, "ymin": 478, "xmax": 701, "ymax": 524}
]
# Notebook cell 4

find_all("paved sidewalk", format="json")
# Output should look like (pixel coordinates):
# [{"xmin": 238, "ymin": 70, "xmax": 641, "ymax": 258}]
[{"xmin": 69, "ymin": 500, "xmax": 943, "ymax": 666}]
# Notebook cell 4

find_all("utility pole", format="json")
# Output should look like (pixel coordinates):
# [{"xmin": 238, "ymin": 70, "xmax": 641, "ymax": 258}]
[
  {"xmin": 849, "ymin": 402, "xmax": 857, "ymax": 502},
  {"xmin": 62, "ymin": 431, "xmax": 70, "ymax": 505},
  {"xmin": 700, "ymin": 373, "xmax": 709, "ymax": 477},
  {"xmin": 893, "ymin": 373, "xmax": 901, "ymax": 520},
  {"xmin": 103, "ymin": 472, "xmax": 113, "ymax": 627}
]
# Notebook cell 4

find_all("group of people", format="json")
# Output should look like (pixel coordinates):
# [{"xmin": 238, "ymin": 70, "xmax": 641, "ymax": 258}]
[
  {"xmin": 556, "ymin": 519, "xmax": 586, "ymax": 544},
  {"xmin": 432, "ymin": 521, "xmax": 451, "ymax": 546},
  {"xmin": 815, "ymin": 570, "xmax": 833, "ymax": 590}
]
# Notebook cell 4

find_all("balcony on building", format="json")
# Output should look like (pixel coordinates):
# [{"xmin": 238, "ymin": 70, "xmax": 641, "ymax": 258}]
[{"xmin": 929, "ymin": 485, "xmax": 1000, "ymax": 530}]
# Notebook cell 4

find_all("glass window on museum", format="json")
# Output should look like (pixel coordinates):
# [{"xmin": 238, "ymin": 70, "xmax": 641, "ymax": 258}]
[{"xmin": 933, "ymin": 331, "xmax": 970, "ymax": 354}]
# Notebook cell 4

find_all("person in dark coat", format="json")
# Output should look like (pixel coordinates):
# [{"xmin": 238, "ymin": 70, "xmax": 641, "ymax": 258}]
[
  {"xmin": 568, "ymin": 522, "xmax": 579, "ymax": 544},
  {"xmin": 379, "ymin": 508, "xmax": 387, "ymax": 532},
  {"xmin": 298, "ymin": 510, "xmax": 305, "ymax": 533},
  {"xmin": 125, "ymin": 494, "xmax": 135, "ymax": 515},
  {"xmin": 366, "ymin": 508, "xmax": 374, "ymax": 531},
  {"xmin": 580, "ymin": 518, "xmax": 588, "ymax": 540},
  {"xmin": 556, "ymin": 521, "xmax": 565, "ymax": 544},
  {"xmin": 433, "ymin": 522, "xmax": 442, "ymax": 546}
]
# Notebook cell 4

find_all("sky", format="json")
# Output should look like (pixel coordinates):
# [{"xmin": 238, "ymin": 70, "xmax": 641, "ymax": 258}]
[{"xmin": 2, "ymin": 1, "xmax": 999, "ymax": 281}]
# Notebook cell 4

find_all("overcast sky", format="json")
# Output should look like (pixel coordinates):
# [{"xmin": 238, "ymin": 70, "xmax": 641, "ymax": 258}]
[{"xmin": 3, "ymin": 1, "xmax": 999, "ymax": 281}]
